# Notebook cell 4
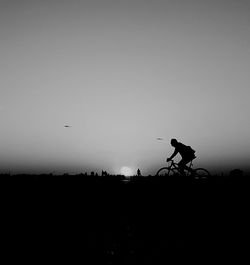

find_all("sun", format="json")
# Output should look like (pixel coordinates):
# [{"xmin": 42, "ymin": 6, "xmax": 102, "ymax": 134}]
[{"xmin": 120, "ymin": 166, "xmax": 133, "ymax": 177}]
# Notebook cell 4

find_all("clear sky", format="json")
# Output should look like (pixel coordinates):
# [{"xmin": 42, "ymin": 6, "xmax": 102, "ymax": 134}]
[{"xmin": 1, "ymin": 0, "xmax": 249, "ymax": 175}]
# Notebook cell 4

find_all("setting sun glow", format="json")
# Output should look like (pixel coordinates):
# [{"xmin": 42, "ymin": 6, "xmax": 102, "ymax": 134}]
[{"xmin": 120, "ymin": 167, "xmax": 133, "ymax": 177}]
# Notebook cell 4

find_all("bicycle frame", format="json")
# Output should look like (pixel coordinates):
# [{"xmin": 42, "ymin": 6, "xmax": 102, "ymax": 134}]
[
  {"xmin": 156, "ymin": 159, "xmax": 210, "ymax": 178},
  {"xmin": 167, "ymin": 159, "xmax": 194, "ymax": 177}
]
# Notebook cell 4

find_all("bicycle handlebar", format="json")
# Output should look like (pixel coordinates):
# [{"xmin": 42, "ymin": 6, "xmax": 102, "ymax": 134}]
[{"xmin": 166, "ymin": 159, "xmax": 176, "ymax": 164}]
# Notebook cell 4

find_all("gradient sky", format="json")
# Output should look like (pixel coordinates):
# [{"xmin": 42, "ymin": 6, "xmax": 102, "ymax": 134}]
[{"xmin": 1, "ymin": 0, "xmax": 250, "ymax": 175}]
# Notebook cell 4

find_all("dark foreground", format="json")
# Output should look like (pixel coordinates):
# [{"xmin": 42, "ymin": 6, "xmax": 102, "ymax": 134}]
[{"xmin": 2, "ymin": 173, "xmax": 250, "ymax": 264}]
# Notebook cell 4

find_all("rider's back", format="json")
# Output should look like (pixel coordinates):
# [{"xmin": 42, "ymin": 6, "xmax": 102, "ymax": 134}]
[{"xmin": 176, "ymin": 142, "xmax": 196, "ymax": 159}]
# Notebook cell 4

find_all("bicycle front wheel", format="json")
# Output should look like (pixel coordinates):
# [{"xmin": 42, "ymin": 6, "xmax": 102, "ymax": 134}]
[
  {"xmin": 194, "ymin": 168, "xmax": 210, "ymax": 179},
  {"xmin": 156, "ymin": 167, "xmax": 178, "ymax": 177}
]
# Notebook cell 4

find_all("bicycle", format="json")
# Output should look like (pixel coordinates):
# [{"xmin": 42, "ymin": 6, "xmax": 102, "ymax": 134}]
[{"xmin": 156, "ymin": 159, "xmax": 210, "ymax": 179}]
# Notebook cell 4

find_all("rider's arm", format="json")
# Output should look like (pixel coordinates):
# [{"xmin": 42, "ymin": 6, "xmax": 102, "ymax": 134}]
[{"xmin": 168, "ymin": 149, "xmax": 178, "ymax": 160}]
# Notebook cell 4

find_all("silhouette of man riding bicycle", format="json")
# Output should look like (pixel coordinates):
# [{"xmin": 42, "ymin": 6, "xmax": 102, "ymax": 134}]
[
  {"xmin": 156, "ymin": 138, "xmax": 210, "ymax": 178},
  {"xmin": 167, "ymin": 138, "xmax": 196, "ymax": 175}
]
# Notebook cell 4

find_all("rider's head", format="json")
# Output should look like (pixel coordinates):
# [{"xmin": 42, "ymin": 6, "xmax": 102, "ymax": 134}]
[{"xmin": 170, "ymin": 138, "xmax": 178, "ymax": 147}]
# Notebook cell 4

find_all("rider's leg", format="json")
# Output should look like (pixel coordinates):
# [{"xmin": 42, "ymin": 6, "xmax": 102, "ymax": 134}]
[
  {"xmin": 185, "ymin": 157, "xmax": 196, "ymax": 175},
  {"xmin": 179, "ymin": 157, "xmax": 195, "ymax": 175},
  {"xmin": 178, "ymin": 159, "xmax": 186, "ymax": 175}
]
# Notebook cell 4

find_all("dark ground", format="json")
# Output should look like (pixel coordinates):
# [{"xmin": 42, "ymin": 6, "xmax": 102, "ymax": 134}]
[{"xmin": 1, "ymin": 172, "xmax": 249, "ymax": 264}]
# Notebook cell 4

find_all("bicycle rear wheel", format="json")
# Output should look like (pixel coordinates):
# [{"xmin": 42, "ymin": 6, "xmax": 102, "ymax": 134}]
[
  {"xmin": 194, "ymin": 168, "xmax": 210, "ymax": 179},
  {"xmin": 156, "ymin": 167, "xmax": 178, "ymax": 177}
]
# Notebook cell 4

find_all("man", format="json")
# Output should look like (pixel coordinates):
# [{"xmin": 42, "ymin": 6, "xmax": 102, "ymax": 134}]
[{"xmin": 166, "ymin": 138, "xmax": 196, "ymax": 175}]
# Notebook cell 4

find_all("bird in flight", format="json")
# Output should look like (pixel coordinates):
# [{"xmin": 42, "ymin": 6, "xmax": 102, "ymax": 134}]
[
  {"xmin": 64, "ymin": 125, "xmax": 71, "ymax": 128},
  {"xmin": 156, "ymin": 137, "xmax": 163, "ymax": 140}
]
